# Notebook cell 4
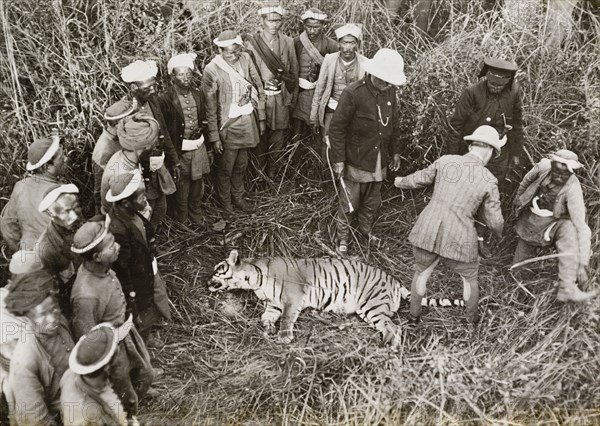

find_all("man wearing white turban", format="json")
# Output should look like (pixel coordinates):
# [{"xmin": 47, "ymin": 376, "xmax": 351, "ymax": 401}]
[
  {"xmin": 158, "ymin": 53, "xmax": 211, "ymax": 225},
  {"xmin": 513, "ymin": 149, "xmax": 596, "ymax": 302},
  {"xmin": 309, "ymin": 23, "xmax": 367, "ymax": 159},
  {"xmin": 121, "ymin": 59, "xmax": 180, "ymax": 233},
  {"xmin": 245, "ymin": 3, "xmax": 299, "ymax": 180},
  {"xmin": 291, "ymin": 8, "xmax": 337, "ymax": 141},
  {"xmin": 202, "ymin": 30, "xmax": 267, "ymax": 216}
]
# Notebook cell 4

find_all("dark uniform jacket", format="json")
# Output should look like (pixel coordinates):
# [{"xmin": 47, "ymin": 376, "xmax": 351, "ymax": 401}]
[
  {"xmin": 147, "ymin": 98, "xmax": 179, "ymax": 169},
  {"xmin": 108, "ymin": 204, "xmax": 166, "ymax": 331},
  {"xmin": 329, "ymin": 76, "xmax": 401, "ymax": 172},
  {"xmin": 157, "ymin": 86, "xmax": 208, "ymax": 158},
  {"xmin": 449, "ymin": 80, "xmax": 524, "ymax": 158}
]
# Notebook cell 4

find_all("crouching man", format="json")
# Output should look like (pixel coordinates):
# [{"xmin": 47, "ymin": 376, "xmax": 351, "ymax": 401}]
[
  {"xmin": 394, "ymin": 125, "xmax": 505, "ymax": 324},
  {"xmin": 513, "ymin": 149, "xmax": 596, "ymax": 302}
]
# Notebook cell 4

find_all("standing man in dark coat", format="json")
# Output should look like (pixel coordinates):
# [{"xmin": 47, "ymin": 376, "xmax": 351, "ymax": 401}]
[
  {"xmin": 448, "ymin": 57, "xmax": 524, "ymax": 186},
  {"xmin": 107, "ymin": 169, "xmax": 171, "ymax": 349},
  {"xmin": 291, "ymin": 8, "xmax": 337, "ymax": 140},
  {"xmin": 158, "ymin": 53, "xmax": 211, "ymax": 226},
  {"xmin": 121, "ymin": 60, "xmax": 180, "ymax": 231},
  {"xmin": 246, "ymin": 3, "xmax": 299, "ymax": 180},
  {"xmin": 328, "ymin": 48, "xmax": 405, "ymax": 255}
]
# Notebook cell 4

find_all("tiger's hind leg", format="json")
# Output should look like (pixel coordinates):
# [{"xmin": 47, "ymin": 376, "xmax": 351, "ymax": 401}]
[
  {"xmin": 261, "ymin": 303, "xmax": 282, "ymax": 336},
  {"xmin": 358, "ymin": 309, "xmax": 401, "ymax": 350}
]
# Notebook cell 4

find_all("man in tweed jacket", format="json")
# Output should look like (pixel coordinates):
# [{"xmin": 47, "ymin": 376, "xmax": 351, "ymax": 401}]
[
  {"xmin": 513, "ymin": 150, "xmax": 596, "ymax": 302},
  {"xmin": 395, "ymin": 125, "xmax": 505, "ymax": 323}
]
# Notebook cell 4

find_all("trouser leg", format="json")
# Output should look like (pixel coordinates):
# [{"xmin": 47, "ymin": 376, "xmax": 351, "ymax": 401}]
[
  {"xmin": 461, "ymin": 276, "xmax": 480, "ymax": 322},
  {"xmin": 410, "ymin": 247, "xmax": 440, "ymax": 318},
  {"xmin": 486, "ymin": 150, "xmax": 510, "ymax": 192},
  {"xmin": 357, "ymin": 182, "xmax": 382, "ymax": 235},
  {"xmin": 187, "ymin": 177, "xmax": 204, "ymax": 224},
  {"xmin": 336, "ymin": 178, "xmax": 361, "ymax": 243},
  {"xmin": 253, "ymin": 132, "xmax": 268, "ymax": 174},
  {"xmin": 513, "ymin": 237, "xmax": 538, "ymax": 265},
  {"xmin": 552, "ymin": 219, "xmax": 579, "ymax": 288},
  {"xmin": 109, "ymin": 345, "xmax": 139, "ymax": 416},
  {"xmin": 172, "ymin": 174, "xmax": 191, "ymax": 223},
  {"xmin": 322, "ymin": 113, "xmax": 334, "ymax": 163},
  {"xmin": 448, "ymin": 258, "xmax": 480, "ymax": 322},
  {"xmin": 216, "ymin": 148, "xmax": 237, "ymax": 208},
  {"xmin": 553, "ymin": 220, "xmax": 596, "ymax": 302},
  {"xmin": 231, "ymin": 149, "xmax": 248, "ymax": 202},
  {"xmin": 148, "ymin": 194, "xmax": 166, "ymax": 228},
  {"xmin": 267, "ymin": 129, "xmax": 286, "ymax": 177}
]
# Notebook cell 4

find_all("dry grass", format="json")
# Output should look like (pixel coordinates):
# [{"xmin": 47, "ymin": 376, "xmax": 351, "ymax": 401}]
[{"xmin": 1, "ymin": 0, "xmax": 599, "ymax": 424}]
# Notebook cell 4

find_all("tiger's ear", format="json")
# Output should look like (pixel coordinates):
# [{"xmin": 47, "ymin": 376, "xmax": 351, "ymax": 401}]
[{"xmin": 227, "ymin": 250, "xmax": 240, "ymax": 266}]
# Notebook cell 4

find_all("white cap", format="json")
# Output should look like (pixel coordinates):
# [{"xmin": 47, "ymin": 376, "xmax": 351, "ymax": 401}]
[
  {"xmin": 167, "ymin": 53, "xmax": 197, "ymax": 74},
  {"xmin": 258, "ymin": 5, "xmax": 286, "ymax": 16},
  {"xmin": 121, "ymin": 60, "xmax": 158, "ymax": 83},
  {"xmin": 335, "ymin": 23, "xmax": 362, "ymax": 40},
  {"xmin": 548, "ymin": 149, "xmax": 583, "ymax": 173},
  {"xmin": 301, "ymin": 9, "xmax": 327, "ymax": 21},
  {"xmin": 213, "ymin": 30, "xmax": 244, "ymax": 48},
  {"xmin": 38, "ymin": 183, "xmax": 79, "ymax": 212},
  {"xmin": 105, "ymin": 168, "xmax": 143, "ymax": 203}
]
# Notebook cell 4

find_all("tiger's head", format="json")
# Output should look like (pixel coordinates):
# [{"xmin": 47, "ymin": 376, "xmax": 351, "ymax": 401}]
[{"xmin": 208, "ymin": 250, "xmax": 261, "ymax": 292}]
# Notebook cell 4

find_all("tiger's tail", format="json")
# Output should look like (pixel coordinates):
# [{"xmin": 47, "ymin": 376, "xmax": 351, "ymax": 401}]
[{"xmin": 398, "ymin": 285, "xmax": 465, "ymax": 307}]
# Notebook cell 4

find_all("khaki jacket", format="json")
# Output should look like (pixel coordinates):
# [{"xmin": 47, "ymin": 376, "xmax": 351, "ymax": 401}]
[
  {"xmin": 6, "ymin": 321, "xmax": 73, "ymax": 426},
  {"xmin": 514, "ymin": 158, "xmax": 591, "ymax": 266},
  {"xmin": 309, "ymin": 52, "xmax": 367, "ymax": 127}
]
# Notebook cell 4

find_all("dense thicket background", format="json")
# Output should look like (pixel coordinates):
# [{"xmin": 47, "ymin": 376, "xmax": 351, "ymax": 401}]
[{"xmin": 1, "ymin": 0, "xmax": 599, "ymax": 424}]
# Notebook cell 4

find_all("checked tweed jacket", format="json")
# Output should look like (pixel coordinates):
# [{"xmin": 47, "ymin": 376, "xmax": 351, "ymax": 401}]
[{"xmin": 396, "ymin": 153, "xmax": 504, "ymax": 262}]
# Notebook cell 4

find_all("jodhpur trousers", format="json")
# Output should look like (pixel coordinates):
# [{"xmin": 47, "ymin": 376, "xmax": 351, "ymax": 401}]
[{"xmin": 411, "ymin": 246, "xmax": 480, "ymax": 322}]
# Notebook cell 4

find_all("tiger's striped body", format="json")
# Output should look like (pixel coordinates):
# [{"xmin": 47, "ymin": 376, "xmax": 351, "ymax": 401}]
[{"xmin": 209, "ymin": 250, "xmax": 464, "ymax": 346}]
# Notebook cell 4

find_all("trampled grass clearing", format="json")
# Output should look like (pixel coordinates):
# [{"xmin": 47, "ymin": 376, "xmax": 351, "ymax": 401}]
[{"xmin": 1, "ymin": 0, "xmax": 599, "ymax": 424}]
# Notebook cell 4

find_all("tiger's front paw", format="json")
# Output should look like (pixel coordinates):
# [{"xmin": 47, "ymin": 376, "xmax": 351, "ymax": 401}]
[
  {"xmin": 263, "ymin": 322, "xmax": 277, "ymax": 335},
  {"xmin": 277, "ymin": 330, "xmax": 294, "ymax": 344},
  {"xmin": 382, "ymin": 327, "xmax": 401, "ymax": 351}
]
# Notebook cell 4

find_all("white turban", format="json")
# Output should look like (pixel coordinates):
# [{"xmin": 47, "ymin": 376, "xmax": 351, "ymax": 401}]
[
  {"xmin": 167, "ymin": 53, "xmax": 197, "ymax": 74},
  {"xmin": 335, "ymin": 23, "xmax": 362, "ymax": 41},
  {"xmin": 548, "ymin": 149, "xmax": 583, "ymax": 173},
  {"xmin": 38, "ymin": 184, "xmax": 79, "ymax": 212},
  {"xmin": 258, "ymin": 5, "xmax": 286, "ymax": 16},
  {"xmin": 301, "ymin": 9, "xmax": 327, "ymax": 21},
  {"xmin": 121, "ymin": 60, "xmax": 158, "ymax": 83},
  {"xmin": 213, "ymin": 30, "xmax": 244, "ymax": 48}
]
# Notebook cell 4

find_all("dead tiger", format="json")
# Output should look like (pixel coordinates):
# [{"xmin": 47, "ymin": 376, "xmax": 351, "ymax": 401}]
[{"xmin": 208, "ymin": 250, "xmax": 464, "ymax": 347}]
